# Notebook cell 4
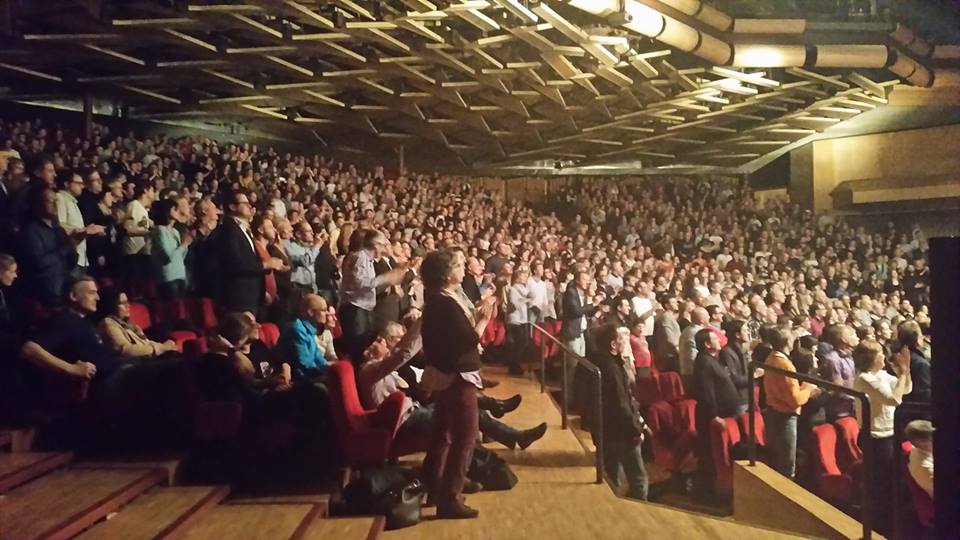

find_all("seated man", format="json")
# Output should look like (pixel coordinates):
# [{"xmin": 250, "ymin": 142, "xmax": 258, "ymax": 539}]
[
  {"xmin": 20, "ymin": 275, "xmax": 180, "ymax": 447},
  {"xmin": 277, "ymin": 294, "xmax": 337, "ymax": 381},
  {"xmin": 904, "ymin": 419, "xmax": 934, "ymax": 500},
  {"xmin": 357, "ymin": 320, "xmax": 546, "ymax": 451},
  {"xmin": 21, "ymin": 275, "xmax": 123, "ymax": 389}
]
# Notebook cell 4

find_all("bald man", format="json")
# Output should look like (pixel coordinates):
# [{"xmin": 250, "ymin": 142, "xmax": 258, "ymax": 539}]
[
  {"xmin": 678, "ymin": 307, "xmax": 709, "ymax": 379},
  {"xmin": 277, "ymin": 293, "xmax": 338, "ymax": 381}
]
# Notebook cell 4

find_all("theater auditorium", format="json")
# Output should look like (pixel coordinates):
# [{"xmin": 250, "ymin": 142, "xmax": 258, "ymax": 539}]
[{"xmin": 0, "ymin": 0, "xmax": 957, "ymax": 539}]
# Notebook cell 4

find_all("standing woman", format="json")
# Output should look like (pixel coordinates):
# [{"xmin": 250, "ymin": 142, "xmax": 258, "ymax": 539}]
[
  {"xmin": 150, "ymin": 197, "xmax": 192, "ymax": 299},
  {"xmin": 420, "ymin": 250, "xmax": 496, "ymax": 519},
  {"xmin": 252, "ymin": 214, "xmax": 287, "ymax": 320},
  {"xmin": 852, "ymin": 340, "xmax": 912, "ymax": 534}
]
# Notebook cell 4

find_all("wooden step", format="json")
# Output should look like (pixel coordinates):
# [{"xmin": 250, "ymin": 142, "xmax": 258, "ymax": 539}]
[
  {"xmin": 179, "ymin": 503, "xmax": 322, "ymax": 540},
  {"xmin": 73, "ymin": 455, "xmax": 185, "ymax": 486},
  {"xmin": 1, "ymin": 467, "xmax": 165, "ymax": 540},
  {"xmin": 0, "ymin": 429, "xmax": 11, "ymax": 449},
  {"xmin": 301, "ymin": 516, "xmax": 384, "ymax": 540},
  {"xmin": 0, "ymin": 452, "xmax": 73, "ymax": 492},
  {"xmin": 75, "ymin": 485, "xmax": 230, "ymax": 540}
]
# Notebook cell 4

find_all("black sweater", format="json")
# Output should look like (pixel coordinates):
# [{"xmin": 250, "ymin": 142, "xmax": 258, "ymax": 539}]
[
  {"xmin": 595, "ymin": 350, "xmax": 647, "ymax": 442},
  {"xmin": 718, "ymin": 343, "xmax": 751, "ymax": 407},
  {"xmin": 694, "ymin": 351, "xmax": 743, "ymax": 424},
  {"xmin": 422, "ymin": 291, "xmax": 481, "ymax": 374}
]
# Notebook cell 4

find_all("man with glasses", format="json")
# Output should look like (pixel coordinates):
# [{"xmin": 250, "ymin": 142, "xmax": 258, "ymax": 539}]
[
  {"xmin": 217, "ymin": 190, "xmax": 265, "ymax": 314},
  {"xmin": 338, "ymin": 229, "xmax": 407, "ymax": 361},
  {"xmin": 57, "ymin": 172, "xmax": 105, "ymax": 277}
]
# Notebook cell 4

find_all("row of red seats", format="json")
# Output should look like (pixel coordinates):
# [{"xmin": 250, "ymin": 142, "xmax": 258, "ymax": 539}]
[{"xmin": 635, "ymin": 373, "xmax": 697, "ymax": 475}]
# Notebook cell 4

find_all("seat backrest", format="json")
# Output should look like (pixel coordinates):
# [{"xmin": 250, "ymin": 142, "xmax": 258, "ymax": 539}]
[
  {"xmin": 328, "ymin": 361, "xmax": 367, "ymax": 433},
  {"xmin": 645, "ymin": 400, "xmax": 676, "ymax": 437},
  {"xmin": 812, "ymin": 423, "xmax": 842, "ymax": 477},
  {"xmin": 656, "ymin": 371, "xmax": 686, "ymax": 402},
  {"xmin": 259, "ymin": 322, "xmax": 280, "ymax": 349},
  {"xmin": 833, "ymin": 416, "xmax": 863, "ymax": 472},
  {"xmin": 128, "ymin": 302, "xmax": 152, "ymax": 330},
  {"xmin": 634, "ymin": 375, "xmax": 662, "ymax": 406},
  {"xmin": 191, "ymin": 297, "xmax": 219, "ymax": 330}
]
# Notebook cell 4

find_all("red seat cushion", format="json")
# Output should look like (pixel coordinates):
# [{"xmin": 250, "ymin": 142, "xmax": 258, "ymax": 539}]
[{"xmin": 170, "ymin": 330, "xmax": 199, "ymax": 352}]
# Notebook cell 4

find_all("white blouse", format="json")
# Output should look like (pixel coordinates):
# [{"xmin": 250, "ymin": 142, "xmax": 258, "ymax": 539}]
[{"xmin": 853, "ymin": 370, "xmax": 912, "ymax": 438}]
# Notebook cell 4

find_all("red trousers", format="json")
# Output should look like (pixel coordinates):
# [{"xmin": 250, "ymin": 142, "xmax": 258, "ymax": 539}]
[{"xmin": 423, "ymin": 377, "xmax": 479, "ymax": 506}]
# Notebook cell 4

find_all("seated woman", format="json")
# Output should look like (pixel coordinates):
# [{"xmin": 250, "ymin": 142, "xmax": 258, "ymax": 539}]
[
  {"xmin": 197, "ymin": 312, "xmax": 328, "ymax": 446},
  {"xmin": 96, "ymin": 287, "xmax": 179, "ymax": 360}
]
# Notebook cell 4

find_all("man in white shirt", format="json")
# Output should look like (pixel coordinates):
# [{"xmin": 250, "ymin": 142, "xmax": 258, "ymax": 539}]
[
  {"xmin": 57, "ymin": 172, "xmax": 103, "ymax": 273},
  {"xmin": 122, "ymin": 182, "xmax": 155, "ymax": 283},
  {"xmin": 630, "ymin": 281, "xmax": 658, "ymax": 339},
  {"xmin": 526, "ymin": 262, "xmax": 549, "ymax": 325}
]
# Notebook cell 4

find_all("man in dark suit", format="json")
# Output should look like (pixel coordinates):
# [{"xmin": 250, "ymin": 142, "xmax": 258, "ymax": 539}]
[
  {"xmin": 216, "ymin": 190, "xmax": 264, "ymax": 314},
  {"xmin": 559, "ymin": 270, "xmax": 602, "ymax": 396}
]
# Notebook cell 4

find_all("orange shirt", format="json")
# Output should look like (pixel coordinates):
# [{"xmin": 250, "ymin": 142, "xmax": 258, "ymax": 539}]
[{"xmin": 763, "ymin": 351, "xmax": 813, "ymax": 415}]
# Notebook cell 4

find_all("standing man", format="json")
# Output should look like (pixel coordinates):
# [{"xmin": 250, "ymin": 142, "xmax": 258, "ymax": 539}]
[
  {"xmin": 217, "ymin": 190, "xmax": 265, "ymax": 314},
  {"xmin": 592, "ymin": 323, "xmax": 650, "ymax": 501},
  {"xmin": 652, "ymin": 295, "xmax": 681, "ymax": 372},
  {"xmin": 121, "ymin": 181, "xmax": 155, "ymax": 287},
  {"xmin": 338, "ymin": 229, "xmax": 406, "ymax": 361},
  {"xmin": 57, "ymin": 172, "xmax": 104, "ymax": 277},
  {"xmin": 559, "ymin": 270, "xmax": 601, "ymax": 397}
]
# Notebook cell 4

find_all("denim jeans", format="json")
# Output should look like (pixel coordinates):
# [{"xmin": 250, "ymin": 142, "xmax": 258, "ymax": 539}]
[
  {"xmin": 764, "ymin": 409, "xmax": 798, "ymax": 478},
  {"xmin": 604, "ymin": 438, "xmax": 649, "ymax": 500},
  {"xmin": 562, "ymin": 335, "xmax": 586, "ymax": 398}
]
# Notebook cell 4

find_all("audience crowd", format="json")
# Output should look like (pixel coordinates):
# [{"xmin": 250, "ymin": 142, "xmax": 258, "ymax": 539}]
[{"xmin": 0, "ymin": 116, "xmax": 935, "ymax": 525}]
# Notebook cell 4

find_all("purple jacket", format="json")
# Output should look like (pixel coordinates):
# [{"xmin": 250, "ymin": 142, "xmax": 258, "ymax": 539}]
[{"xmin": 818, "ymin": 347, "xmax": 856, "ymax": 419}]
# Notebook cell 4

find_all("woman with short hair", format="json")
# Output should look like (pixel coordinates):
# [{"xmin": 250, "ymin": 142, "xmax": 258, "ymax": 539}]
[{"xmin": 419, "ymin": 249, "xmax": 496, "ymax": 519}]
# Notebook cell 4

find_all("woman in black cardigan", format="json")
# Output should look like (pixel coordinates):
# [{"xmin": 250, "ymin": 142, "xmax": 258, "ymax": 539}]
[{"xmin": 419, "ymin": 249, "xmax": 495, "ymax": 519}]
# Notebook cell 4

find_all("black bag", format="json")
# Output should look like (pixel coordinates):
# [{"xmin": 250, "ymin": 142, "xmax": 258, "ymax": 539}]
[
  {"xmin": 469, "ymin": 446, "xmax": 518, "ymax": 491},
  {"xmin": 379, "ymin": 479, "xmax": 425, "ymax": 530},
  {"xmin": 337, "ymin": 466, "xmax": 424, "ymax": 530}
]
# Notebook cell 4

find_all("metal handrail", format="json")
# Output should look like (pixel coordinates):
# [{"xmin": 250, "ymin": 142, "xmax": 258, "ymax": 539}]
[
  {"xmin": 530, "ymin": 322, "xmax": 604, "ymax": 484},
  {"xmin": 747, "ymin": 361, "xmax": 875, "ymax": 540}
]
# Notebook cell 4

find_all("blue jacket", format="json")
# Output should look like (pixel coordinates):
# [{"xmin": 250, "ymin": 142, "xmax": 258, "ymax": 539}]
[{"xmin": 278, "ymin": 318, "xmax": 328, "ymax": 380}]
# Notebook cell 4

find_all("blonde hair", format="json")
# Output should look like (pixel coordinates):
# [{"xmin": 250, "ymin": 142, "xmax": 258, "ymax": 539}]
[{"xmin": 852, "ymin": 340, "xmax": 884, "ymax": 373}]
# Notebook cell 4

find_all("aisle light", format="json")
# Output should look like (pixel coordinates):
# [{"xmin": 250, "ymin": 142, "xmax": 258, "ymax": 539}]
[{"xmin": 732, "ymin": 45, "xmax": 806, "ymax": 67}]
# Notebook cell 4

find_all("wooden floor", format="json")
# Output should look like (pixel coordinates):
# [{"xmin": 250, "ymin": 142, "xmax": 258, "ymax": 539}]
[{"xmin": 384, "ymin": 371, "xmax": 803, "ymax": 540}]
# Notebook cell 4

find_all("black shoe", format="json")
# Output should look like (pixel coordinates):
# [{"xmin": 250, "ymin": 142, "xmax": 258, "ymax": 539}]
[
  {"xmin": 437, "ymin": 502, "xmax": 480, "ymax": 519},
  {"xmin": 517, "ymin": 422, "xmax": 548, "ymax": 450},
  {"xmin": 491, "ymin": 394, "xmax": 522, "ymax": 418},
  {"xmin": 463, "ymin": 479, "xmax": 484, "ymax": 494},
  {"xmin": 481, "ymin": 433, "xmax": 494, "ymax": 443}
]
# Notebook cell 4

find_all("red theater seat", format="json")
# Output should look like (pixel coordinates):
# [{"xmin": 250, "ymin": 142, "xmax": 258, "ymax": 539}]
[
  {"xmin": 128, "ymin": 302, "xmax": 152, "ymax": 330},
  {"xmin": 833, "ymin": 416, "xmax": 862, "ymax": 472},
  {"xmin": 810, "ymin": 423, "xmax": 855, "ymax": 504},
  {"xmin": 633, "ymin": 375, "xmax": 662, "ymax": 407},
  {"xmin": 259, "ymin": 322, "xmax": 280, "ymax": 349},
  {"xmin": 645, "ymin": 400, "xmax": 697, "ymax": 474},
  {"xmin": 710, "ymin": 416, "xmax": 742, "ymax": 496},
  {"xmin": 191, "ymin": 297, "xmax": 219, "ymax": 331},
  {"xmin": 481, "ymin": 318, "xmax": 507, "ymax": 347},
  {"xmin": 169, "ymin": 330, "xmax": 199, "ymax": 352},
  {"xmin": 327, "ymin": 361, "xmax": 425, "ymax": 467},
  {"xmin": 153, "ymin": 298, "xmax": 190, "ymax": 325}
]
